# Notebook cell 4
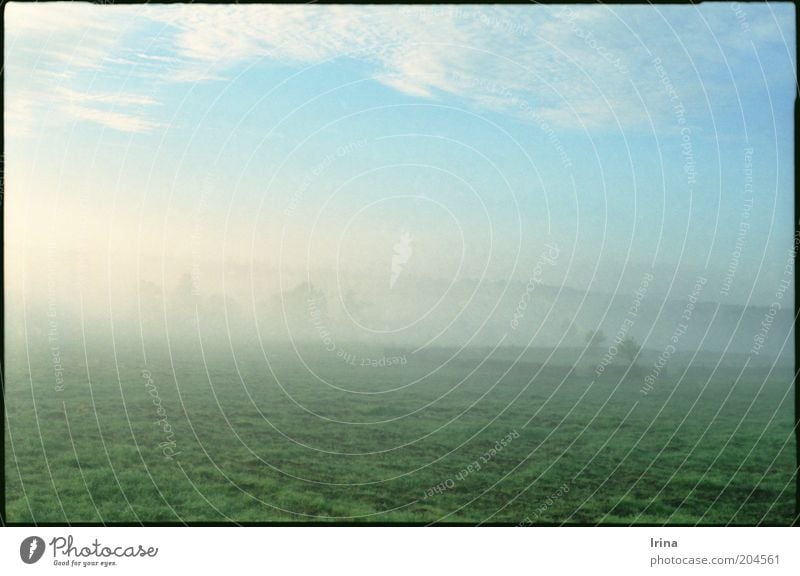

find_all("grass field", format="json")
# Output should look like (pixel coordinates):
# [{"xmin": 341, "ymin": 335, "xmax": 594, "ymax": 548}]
[{"xmin": 4, "ymin": 338, "xmax": 796, "ymax": 524}]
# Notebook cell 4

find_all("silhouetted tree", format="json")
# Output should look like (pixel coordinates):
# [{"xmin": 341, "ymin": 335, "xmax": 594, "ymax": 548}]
[
  {"xmin": 619, "ymin": 336, "xmax": 640, "ymax": 367},
  {"xmin": 585, "ymin": 329, "xmax": 606, "ymax": 348}
]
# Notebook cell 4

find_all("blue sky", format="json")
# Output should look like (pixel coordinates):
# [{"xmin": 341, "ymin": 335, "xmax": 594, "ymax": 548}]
[{"xmin": 5, "ymin": 3, "xmax": 797, "ymax": 309}]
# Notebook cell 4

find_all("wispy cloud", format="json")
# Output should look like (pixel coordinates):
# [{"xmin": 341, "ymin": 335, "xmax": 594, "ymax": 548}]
[
  {"xmin": 55, "ymin": 86, "xmax": 158, "ymax": 107},
  {"xmin": 5, "ymin": 3, "xmax": 796, "ymax": 134},
  {"xmin": 6, "ymin": 2, "xmax": 164, "ymax": 134},
  {"xmin": 52, "ymin": 86, "xmax": 161, "ymax": 133},
  {"xmin": 135, "ymin": 4, "xmax": 794, "ymax": 131},
  {"xmin": 64, "ymin": 104, "xmax": 162, "ymax": 134},
  {"xmin": 7, "ymin": 71, "xmax": 162, "ymax": 135}
]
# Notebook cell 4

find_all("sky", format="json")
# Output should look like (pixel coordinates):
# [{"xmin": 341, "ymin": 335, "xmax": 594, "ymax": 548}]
[{"xmin": 4, "ymin": 3, "xmax": 797, "ymax": 347}]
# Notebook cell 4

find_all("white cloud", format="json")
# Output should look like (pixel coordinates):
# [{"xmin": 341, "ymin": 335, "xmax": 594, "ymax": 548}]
[
  {"xmin": 5, "ymin": 2, "xmax": 163, "ymax": 135},
  {"xmin": 5, "ymin": 3, "xmax": 796, "ymax": 134},
  {"xmin": 50, "ymin": 86, "xmax": 162, "ymax": 132},
  {"xmin": 5, "ymin": 1, "xmax": 116, "ymax": 34},
  {"xmin": 5, "ymin": 89, "xmax": 38, "ymax": 138},
  {"xmin": 140, "ymin": 3, "xmax": 781, "ymax": 130},
  {"xmin": 55, "ymin": 86, "xmax": 158, "ymax": 107},
  {"xmin": 6, "ymin": 77, "xmax": 162, "ymax": 135},
  {"xmin": 64, "ymin": 104, "xmax": 163, "ymax": 133}
]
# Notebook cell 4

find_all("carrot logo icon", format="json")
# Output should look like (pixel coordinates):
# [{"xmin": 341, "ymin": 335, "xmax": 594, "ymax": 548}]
[
  {"xmin": 20, "ymin": 536, "xmax": 45, "ymax": 564},
  {"xmin": 390, "ymin": 232, "xmax": 413, "ymax": 288}
]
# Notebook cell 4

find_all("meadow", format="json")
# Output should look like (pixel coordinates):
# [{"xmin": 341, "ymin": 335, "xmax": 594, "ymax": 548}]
[{"xmin": 4, "ymin": 339, "xmax": 796, "ymax": 524}]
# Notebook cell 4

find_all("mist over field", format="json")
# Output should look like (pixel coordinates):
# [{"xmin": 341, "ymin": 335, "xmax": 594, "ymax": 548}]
[
  {"xmin": 4, "ymin": 3, "xmax": 796, "ymax": 524},
  {"xmin": 6, "ymin": 255, "xmax": 795, "ymax": 360}
]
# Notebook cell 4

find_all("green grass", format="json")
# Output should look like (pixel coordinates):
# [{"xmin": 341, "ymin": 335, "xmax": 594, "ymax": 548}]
[{"xmin": 5, "ymin": 339, "xmax": 796, "ymax": 524}]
